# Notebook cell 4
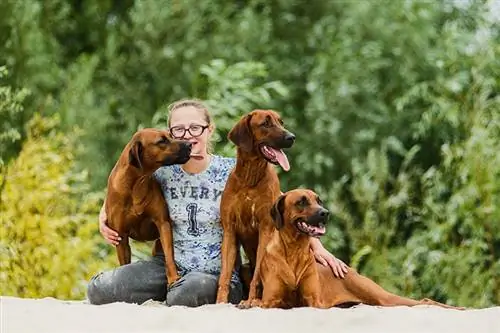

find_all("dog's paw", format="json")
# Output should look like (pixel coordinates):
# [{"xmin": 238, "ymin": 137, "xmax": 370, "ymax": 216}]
[
  {"xmin": 419, "ymin": 298, "xmax": 465, "ymax": 311},
  {"xmin": 237, "ymin": 300, "xmax": 252, "ymax": 309},
  {"xmin": 237, "ymin": 299, "xmax": 261, "ymax": 309},
  {"xmin": 167, "ymin": 274, "xmax": 181, "ymax": 288}
]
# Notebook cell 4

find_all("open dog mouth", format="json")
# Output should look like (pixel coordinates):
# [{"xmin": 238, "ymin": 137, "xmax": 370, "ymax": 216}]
[
  {"xmin": 295, "ymin": 220, "xmax": 326, "ymax": 238},
  {"xmin": 260, "ymin": 145, "xmax": 290, "ymax": 171}
]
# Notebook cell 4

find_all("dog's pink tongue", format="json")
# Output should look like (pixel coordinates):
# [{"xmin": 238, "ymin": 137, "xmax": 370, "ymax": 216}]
[
  {"xmin": 314, "ymin": 226, "xmax": 326, "ymax": 235},
  {"xmin": 270, "ymin": 148, "xmax": 290, "ymax": 171}
]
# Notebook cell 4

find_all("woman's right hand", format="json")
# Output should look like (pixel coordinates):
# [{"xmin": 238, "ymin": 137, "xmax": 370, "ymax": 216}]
[{"xmin": 99, "ymin": 204, "xmax": 121, "ymax": 246}]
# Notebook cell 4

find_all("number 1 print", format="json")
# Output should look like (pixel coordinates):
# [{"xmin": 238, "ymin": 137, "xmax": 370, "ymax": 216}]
[{"xmin": 186, "ymin": 203, "xmax": 200, "ymax": 236}]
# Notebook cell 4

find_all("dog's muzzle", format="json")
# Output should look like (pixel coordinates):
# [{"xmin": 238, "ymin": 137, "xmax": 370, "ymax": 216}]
[{"xmin": 295, "ymin": 208, "xmax": 329, "ymax": 237}]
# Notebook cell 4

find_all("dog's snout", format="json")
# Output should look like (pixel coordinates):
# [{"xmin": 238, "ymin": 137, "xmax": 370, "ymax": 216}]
[
  {"xmin": 318, "ymin": 208, "xmax": 329, "ymax": 219},
  {"xmin": 284, "ymin": 132, "xmax": 295, "ymax": 143},
  {"xmin": 181, "ymin": 141, "xmax": 193, "ymax": 149}
]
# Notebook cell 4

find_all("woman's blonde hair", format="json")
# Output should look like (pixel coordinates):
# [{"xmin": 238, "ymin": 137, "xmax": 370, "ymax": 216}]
[{"xmin": 167, "ymin": 98, "xmax": 216, "ymax": 153}]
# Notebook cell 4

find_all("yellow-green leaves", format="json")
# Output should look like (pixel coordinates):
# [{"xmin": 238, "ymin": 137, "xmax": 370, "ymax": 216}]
[{"xmin": 0, "ymin": 114, "xmax": 114, "ymax": 300}]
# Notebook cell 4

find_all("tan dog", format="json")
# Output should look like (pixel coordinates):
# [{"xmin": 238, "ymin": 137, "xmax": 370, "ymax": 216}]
[
  {"xmin": 105, "ymin": 128, "xmax": 192, "ymax": 286},
  {"xmin": 252, "ymin": 188, "xmax": 464, "ymax": 310},
  {"xmin": 216, "ymin": 110, "xmax": 295, "ymax": 305}
]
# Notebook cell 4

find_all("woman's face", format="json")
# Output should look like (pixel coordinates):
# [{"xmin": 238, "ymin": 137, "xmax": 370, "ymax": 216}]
[{"xmin": 169, "ymin": 106, "xmax": 212, "ymax": 158}]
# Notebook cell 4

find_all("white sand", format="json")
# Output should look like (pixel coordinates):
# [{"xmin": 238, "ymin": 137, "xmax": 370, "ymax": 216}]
[{"xmin": 1, "ymin": 296, "xmax": 499, "ymax": 333}]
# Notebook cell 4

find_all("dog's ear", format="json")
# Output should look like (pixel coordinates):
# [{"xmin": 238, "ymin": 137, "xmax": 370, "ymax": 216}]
[
  {"xmin": 270, "ymin": 194, "xmax": 286, "ymax": 230},
  {"xmin": 129, "ymin": 140, "xmax": 143, "ymax": 169},
  {"xmin": 228, "ymin": 114, "xmax": 253, "ymax": 152}
]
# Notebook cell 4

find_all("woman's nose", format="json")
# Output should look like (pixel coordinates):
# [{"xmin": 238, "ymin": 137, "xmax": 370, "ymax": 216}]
[{"xmin": 182, "ymin": 131, "xmax": 193, "ymax": 139}]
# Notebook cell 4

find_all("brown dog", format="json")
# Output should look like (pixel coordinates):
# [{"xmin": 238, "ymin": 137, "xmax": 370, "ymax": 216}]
[
  {"xmin": 252, "ymin": 188, "xmax": 464, "ymax": 310},
  {"xmin": 216, "ymin": 110, "xmax": 295, "ymax": 305},
  {"xmin": 105, "ymin": 128, "xmax": 192, "ymax": 286}
]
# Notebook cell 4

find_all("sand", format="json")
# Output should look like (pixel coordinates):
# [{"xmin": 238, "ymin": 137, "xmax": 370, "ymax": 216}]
[{"xmin": 1, "ymin": 296, "xmax": 499, "ymax": 333}]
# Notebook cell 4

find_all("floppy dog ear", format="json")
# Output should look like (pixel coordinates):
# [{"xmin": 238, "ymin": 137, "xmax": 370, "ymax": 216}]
[
  {"xmin": 128, "ymin": 140, "xmax": 143, "ymax": 169},
  {"xmin": 228, "ymin": 114, "xmax": 253, "ymax": 152},
  {"xmin": 270, "ymin": 194, "xmax": 286, "ymax": 230}
]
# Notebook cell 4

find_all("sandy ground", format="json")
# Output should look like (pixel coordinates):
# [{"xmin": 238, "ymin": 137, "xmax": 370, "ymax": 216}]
[{"xmin": 2, "ymin": 296, "xmax": 499, "ymax": 333}]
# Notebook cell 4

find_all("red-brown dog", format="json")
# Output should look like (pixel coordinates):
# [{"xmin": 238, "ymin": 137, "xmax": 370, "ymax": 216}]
[
  {"xmin": 216, "ymin": 110, "xmax": 295, "ymax": 306},
  {"xmin": 105, "ymin": 128, "xmax": 191, "ymax": 286},
  {"xmin": 252, "ymin": 188, "xmax": 464, "ymax": 310}
]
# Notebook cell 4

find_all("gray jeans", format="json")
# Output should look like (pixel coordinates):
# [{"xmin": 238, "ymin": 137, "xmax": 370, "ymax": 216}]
[{"xmin": 87, "ymin": 255, "xmax": 243, "ymax": 307}]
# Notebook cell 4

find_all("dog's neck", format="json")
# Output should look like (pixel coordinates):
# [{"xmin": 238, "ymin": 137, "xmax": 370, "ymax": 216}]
[
  {"xmin": 123, "ymin": 165, "xmax": 157, "ymax": 210},
  {"xmin": 234, "ymin": 147, "xmax": 272, "ymax": 187},
  {"xmin": 277, "ymin": 227, "xmax": 311, "ymax": 261}
]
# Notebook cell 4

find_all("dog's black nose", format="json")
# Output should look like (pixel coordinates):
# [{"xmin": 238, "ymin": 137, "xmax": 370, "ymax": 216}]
[
  {"xmin": 284, "ymin": 132, "xmax": 295, "ymax": 143},
  {"xmin": 318, "ymin": 208, "xmax": 329, "ymax": 218},
  {"xmin": 182, "ymin": 142, "xmax": 193, "ymax": 149}
]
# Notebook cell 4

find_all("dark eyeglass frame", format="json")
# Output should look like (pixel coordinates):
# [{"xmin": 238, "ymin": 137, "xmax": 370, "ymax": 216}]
[{"xmin": 169, "ymin": 124, "xmax": 209, "ymax": 139}]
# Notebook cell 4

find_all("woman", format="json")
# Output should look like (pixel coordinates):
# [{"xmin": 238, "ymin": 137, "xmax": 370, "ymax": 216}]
[{"xmin": 87, "ymin": 99, "xmax": 348, "ymax": 307}]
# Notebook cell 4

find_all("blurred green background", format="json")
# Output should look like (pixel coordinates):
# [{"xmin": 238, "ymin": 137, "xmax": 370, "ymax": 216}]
[{"xmin": 0, "ymin": 0, "xmax": 499, "ymax": 307}]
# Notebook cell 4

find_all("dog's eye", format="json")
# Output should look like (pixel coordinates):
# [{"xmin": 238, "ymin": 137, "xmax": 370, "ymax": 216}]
[
  {"xmin": 157, "ymin": 136, "xmax": 169, "ymax": 145},
  {"xmin": 295, "ymin": 196, "xmax": 309, "ymax": 208},
  {"xmin": 261, "ymin": 116, "xmax": 273, "ymax": 128},
  {"xmin": 278, "ymin": 118, "xmax": 284, "ymax": 125},
  {"xmin": 316, "ymin": 197, "xmax": 323, "ymax": 205}
]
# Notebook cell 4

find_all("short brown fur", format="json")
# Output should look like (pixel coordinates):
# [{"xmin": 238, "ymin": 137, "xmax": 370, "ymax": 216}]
[
  {"xmin": 216, "ymin": 110, "xmax": 295, "ymax": 305},
  {"xmin": 253, "ymin": 189, "xmax": 464, "ymax": 310},
  {"xmin": 105, "ymin": 128, "xmax": 191, "ymax": 286}
]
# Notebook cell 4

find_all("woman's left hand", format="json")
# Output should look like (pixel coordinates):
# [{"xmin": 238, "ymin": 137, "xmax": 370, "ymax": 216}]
[{"xmin": 312, "ymin": 243, "xmax": 349, "ymax": 279}]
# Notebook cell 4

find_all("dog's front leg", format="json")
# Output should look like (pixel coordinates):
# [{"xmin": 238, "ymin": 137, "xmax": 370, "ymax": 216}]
[
  {"xmin": 247, "ymin": 278, "xmax": 287, "ymax": 309},
  {"xmin": 250, "ymin": 225, "xmax": 273, "ymax": 300},
  {"xmin": 116, "ymin": 235, "xmax": 131, "ymax": 265},
  {"xmin": 245, "ymin": 251, "xmax": 262, "ymax": 302},
  {"xmin": 240, "ymin": 231, "xmax": 268, "ymax": 306},
  {"xmin": 299, "ymin": 266, "xmax": 324, "ymax": 308},
  {"xmin": 216, "ymin": 222, "xmax": 237, "ymax": 303},
  {"xmin": 157, "ymin": 219, "xmax": 180, "ymax": 286}
]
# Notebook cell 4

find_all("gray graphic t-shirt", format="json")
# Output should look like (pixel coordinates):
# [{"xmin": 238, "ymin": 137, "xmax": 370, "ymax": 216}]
[{"xmin": 153, "ymin": 155, "xmax": 240, "ymax": 283}]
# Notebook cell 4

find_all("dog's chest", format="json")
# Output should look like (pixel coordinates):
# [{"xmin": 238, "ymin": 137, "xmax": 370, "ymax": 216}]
[{"xmin": 234, "ymin": 194, "xmax": 266, "ymax": 234}]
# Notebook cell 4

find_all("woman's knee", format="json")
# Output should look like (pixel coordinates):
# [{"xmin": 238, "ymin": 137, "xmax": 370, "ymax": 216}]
[
  {"xmin": 166, "ymin": 272, "xmax": 244, "ymax": 307},
  {"xmin": 87, "ymin": 272, "xmax": 113, "ymax": 305},
  {"xmin": 166, "ymin": 272, "xmax": 218, "ymax": 307},
  {"xmin": 86, "ymin": 259, "xmax": 167, "ymax": 305}
]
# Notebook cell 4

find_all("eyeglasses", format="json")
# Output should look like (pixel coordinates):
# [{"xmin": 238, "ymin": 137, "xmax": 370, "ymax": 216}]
[{"xmin": 169, "ymin": 124, "xmax": 209, "ymax": 139}]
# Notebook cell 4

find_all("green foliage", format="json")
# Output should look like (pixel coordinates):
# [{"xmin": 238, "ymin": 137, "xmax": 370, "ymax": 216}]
[
  {"xmin": 0, "ymin": 66, "xmax": 30, "ymax": 167},
  {"xmin": 324, "ymin": 37, "xmax": 500, "ymax": 307},
  {"xmin": 0, "ymin": 114, "xmax": 115, "ymax": 299}
]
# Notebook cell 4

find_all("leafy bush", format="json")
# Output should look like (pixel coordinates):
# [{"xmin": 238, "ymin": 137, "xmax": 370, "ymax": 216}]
[
  {"xmin": 0, "ymin": 114, "xmax": 115, "ymax": 300},
  {"xmin": 324, "ymin": 49, "xmax": 500, "ymax": 307},
  {"xmin": 0, "ymin": 66, "xmax": 30, "ymax": 168}
]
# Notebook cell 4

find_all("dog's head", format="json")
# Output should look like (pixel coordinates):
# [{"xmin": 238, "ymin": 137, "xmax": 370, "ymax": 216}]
[
  {"xmin": 128, "ymin": 128, "xmax": 192, "ymax": 171},
  {"xmin": 270, "ymin": 189, "xmax": 329, "ymax": 238},
  {"xmin": 228, "ymin": 110, "xmax": 295, "ymax": 171}
]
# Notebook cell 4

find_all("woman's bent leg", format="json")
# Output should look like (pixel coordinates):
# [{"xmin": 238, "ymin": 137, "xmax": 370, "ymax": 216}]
[
  {"xmin": 166, "ymin": 271, "xmax": 243, "ymax": 307},
  {"xmin": 87, "ymin": 256, "xmax": 167, "ymax": 305}
]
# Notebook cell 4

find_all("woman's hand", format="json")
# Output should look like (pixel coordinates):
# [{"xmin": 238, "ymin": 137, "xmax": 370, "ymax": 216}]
[
  {"xmin": 99, "ymin": 203, "xmax": 121, "ymax": 246},
  {"xmin": 310, "ymin": 238, "xmax": 348, "ymax": 279}
]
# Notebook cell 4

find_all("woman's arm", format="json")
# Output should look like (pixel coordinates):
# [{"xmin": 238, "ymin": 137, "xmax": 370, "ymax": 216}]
[
  {"xmin": 98, "ymin": 200, "xmax": 121, "ymax": 246},
  {"xmin": 309, "ymin": 237, "xmax": 348, "ymax": 278}
]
